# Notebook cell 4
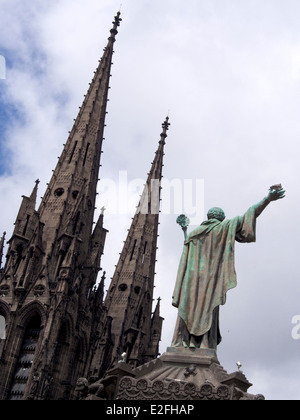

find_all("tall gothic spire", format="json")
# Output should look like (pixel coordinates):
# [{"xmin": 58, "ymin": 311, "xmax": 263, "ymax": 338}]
[
  {"xmin": 0, "ymin": 12, "xmax": 121, "ymax": 401},
  {"xmin": 102, "ymin": 117, "xmax": 169, "ymax": 369},
  {"xmin": 37, "ymin": 12, "xmax": 122, "ymax": 263}
]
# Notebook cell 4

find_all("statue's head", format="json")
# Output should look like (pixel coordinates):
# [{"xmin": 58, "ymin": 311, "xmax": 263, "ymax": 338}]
[{"xmin": 207, "ymin": 207, "xmax": 226, "ymax": 222}]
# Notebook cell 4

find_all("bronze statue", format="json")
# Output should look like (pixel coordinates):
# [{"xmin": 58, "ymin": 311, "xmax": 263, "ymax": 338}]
[{"xmin": 172, "ymin": 185, "xmax": 285, "ymax": 350}]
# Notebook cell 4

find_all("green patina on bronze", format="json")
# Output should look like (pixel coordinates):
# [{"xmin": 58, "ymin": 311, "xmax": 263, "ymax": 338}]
[{"xmin": 172, "ymin": 185, "xmax": 285, "ymax": 349}]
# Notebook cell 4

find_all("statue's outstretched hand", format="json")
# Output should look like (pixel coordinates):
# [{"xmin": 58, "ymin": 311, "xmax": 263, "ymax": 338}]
[
  {"xmin": 268, "ymin": 185, "xmax": 286, "ymax": 201},
  {"xmin": 253, "ymin": 185, "xmax": 285, "ymax": 217}
]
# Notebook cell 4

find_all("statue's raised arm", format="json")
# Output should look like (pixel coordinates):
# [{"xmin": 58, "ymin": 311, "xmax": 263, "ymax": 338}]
[{"xmin": 253, "ymin": 184, "xmax": 286, "ymax": 218}]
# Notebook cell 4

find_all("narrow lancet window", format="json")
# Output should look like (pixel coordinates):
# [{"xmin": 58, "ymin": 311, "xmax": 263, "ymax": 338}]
[
  {"xmin": 68, "ymin": 141, "xmax": 78, "ymax": 164},
  {"xmin": 130, "ymin": 240, "xmax": 137, "ymax": 262},
  {"xmin": 142, "ymin": 242, "xmax": 148, "ymax": 264},
  {"xmin": 22, "ymin": 215, "xmax": 30, "ymax": 236},
  {"xmin": 82, "ymin": 143, "xmax": 90, "ymax": 167}
]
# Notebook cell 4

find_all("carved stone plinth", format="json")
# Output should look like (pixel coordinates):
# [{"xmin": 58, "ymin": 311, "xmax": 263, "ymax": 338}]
[
  {"xmin": 115, "ymin": 348, "xmax": 264, "ymax": 401},
  {"xmin": 81, "ymin": 347, "xmax": 265, "ymax": 400}
]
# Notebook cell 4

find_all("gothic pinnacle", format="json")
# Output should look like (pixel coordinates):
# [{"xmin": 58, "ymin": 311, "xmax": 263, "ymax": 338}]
[
  {"xmin": 109, "ymin": 11, "xmax": 122, "ymax": 43},
  {"xmin": 162, "ymin": 116, "xmax": 170, "ymax": 132},
  {"xmin": 160, "ymin": 116, "xmax": 170, "ymax": 142}
]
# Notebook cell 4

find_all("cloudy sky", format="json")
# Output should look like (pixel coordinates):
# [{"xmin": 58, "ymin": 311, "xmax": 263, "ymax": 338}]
[{"xmin": 1, "ymin": 0, "xmax": 299, "ymax": 400}]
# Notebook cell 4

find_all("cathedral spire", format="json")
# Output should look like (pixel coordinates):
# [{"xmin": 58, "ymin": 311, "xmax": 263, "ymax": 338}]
[
  {"xmin": 37, "ymin": 12, "xmax": 121, "ymax": 266},
  {"xmin": 30, "ymin": 179, "xmax": 39, "ymax": 203},
  {"xmin": 136, "ymin": 116, "xmax": 169, "ymax": 216},
  {"xmin": 109, "ymin": 11, "xmax": 122, "ymax": 43},
  {"xmin": 10, "ymin": 179, "xmax": 39, "ymax": 241},
  {"xmin": 101, "ymin": 116, "xmax": 170, "ymax": 370},
  {"xmin": 0, "ymin": 12, "xmax": 121, "ymax": 401}
]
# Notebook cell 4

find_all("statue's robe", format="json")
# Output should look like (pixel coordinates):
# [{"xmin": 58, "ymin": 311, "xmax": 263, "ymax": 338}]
[{"xmin": 172, "ymin": 206, "xmax": 257, "ymax": 348}]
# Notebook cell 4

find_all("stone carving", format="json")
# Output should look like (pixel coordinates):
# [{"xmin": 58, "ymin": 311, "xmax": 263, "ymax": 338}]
[
  {"xmin": 117, "ymin": 376, "xmax": 233, "ymax": 400},
  {"xmin": 33, "ymin": 285, "xmax": 45, "ymax": 297},
  {"xmin": 116, "ymin": 376, "xmax": 264, "ymax": 401}
]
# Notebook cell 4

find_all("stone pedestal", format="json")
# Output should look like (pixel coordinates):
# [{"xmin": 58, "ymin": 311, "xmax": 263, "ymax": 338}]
[
  {"xmin": 81, "ymin": 347, "xmax": 265, "ymax": 400},
  {"xmin": 115, "ymin": 347, "xmax": 264, "ymax": 400}
]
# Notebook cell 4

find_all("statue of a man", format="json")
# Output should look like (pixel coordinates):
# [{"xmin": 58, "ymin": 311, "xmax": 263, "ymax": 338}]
[{"xmin": 172, "ymin": 185, "xmax": 285, "ymax": 350}]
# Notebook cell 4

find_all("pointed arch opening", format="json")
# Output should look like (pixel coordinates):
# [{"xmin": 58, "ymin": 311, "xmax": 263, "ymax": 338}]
[
  {"xmin": 22, "ymin": 215, "xmax": 31, "ymax": 236},
  {"xmin": 8, "ymin": 314, "xmax": 41, "ymax": 400}
]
